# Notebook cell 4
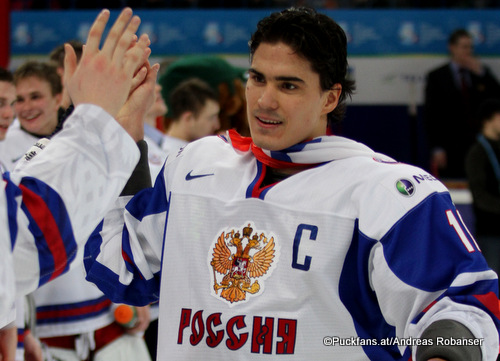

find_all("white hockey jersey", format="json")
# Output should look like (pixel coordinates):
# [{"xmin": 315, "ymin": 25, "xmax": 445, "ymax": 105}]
[
  {"xmin": 85, "ymin": 133, "xmax": 500, "ymax": 360},
  {"xmin": 0, "ymin": 104, "xmax": 139, "ymax": 321},
  {"xmin": 0, "ymin": 119, "xmax": 39, "ymax": 171}
]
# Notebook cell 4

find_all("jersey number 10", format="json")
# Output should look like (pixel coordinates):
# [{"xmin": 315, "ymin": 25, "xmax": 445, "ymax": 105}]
[{"xmin": 446, "ymin": 209, "xmax": 480, "ymax": 253}]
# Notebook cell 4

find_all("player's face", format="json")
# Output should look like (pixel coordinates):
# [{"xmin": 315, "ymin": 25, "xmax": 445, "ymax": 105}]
[
  {"xmin": 0, "ymin": 80, "xmax": 16, "ymax": 141},
  {"xmin": 148, "ymin": 84, "xmax": 168, "ymax": 120},
  {"xmin": 449, "ymin": 36, "xmax": 474, "ymax": 64},
  {"xmin": 489, "ymin": 113, "xmax": 500, "ymax": 139},
  {"xmin": 189, "ymin": 99, "xmax": 220, "ymax": 141},
  {"xmin": 246, "ymin": 42, "xmax": 340, "ymax": 151},
  {"xmin": 15, "ymin": 76, "xmax": 61, "ymax": 136}
]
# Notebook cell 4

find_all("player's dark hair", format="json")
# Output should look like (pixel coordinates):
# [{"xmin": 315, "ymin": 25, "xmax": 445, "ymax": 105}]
[
  {"xmin": 477, "ymin": 99, "xmax": 500, "ymax": 125},
  {"xmin": 14, "ymin": 61, "xmax": 62, "ymax": 96},
  {"xmin": 249, "ymin": 7, "xmax": 355, "ymax": 127},
  {"xmin": 169, "ymin": 78, "xmax": 218, "ymax": 121},
  {"xmin": 0, "ymin": 67, "xmax": 13, "ymax": 83},
  {"xmin": 448, "ymin": 28, "xmax": 471, "ymax": 45},
  {"xmin": 49, "ymin": 40, "xmax": 84, "ymax": 69}
]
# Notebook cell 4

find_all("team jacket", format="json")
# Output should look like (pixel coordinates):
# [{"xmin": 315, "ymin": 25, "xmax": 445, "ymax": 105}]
[
  {"xmin": 85, "ymin": 134, "xmax": 500, "ymax": 360},
  {"xmin": 0, "ymin": 104, "xmax": 139, "ymax": 322}
]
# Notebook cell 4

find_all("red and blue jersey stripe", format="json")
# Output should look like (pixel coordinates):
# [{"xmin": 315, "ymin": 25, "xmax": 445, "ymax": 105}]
[{"xmin": 4, "ymin": 172, "xmax": 77, "ymax": 288}]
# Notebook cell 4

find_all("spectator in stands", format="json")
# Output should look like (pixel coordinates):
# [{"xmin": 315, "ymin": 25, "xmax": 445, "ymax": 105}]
[
  {"xmin": 465, "ymin": 99, "xmax": 500, "ymax": 279},
  {"xmin": 424, "ymin": 28, "xmax": 500, "ymax": 179}
]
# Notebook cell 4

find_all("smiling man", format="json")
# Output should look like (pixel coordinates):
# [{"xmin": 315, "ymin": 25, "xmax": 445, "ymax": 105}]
[
  {"xmin": 0, "ymin": 61, "xmax": 61, "ymax": 170},
  {"xmin": 0, "ymin": 68, "xmax": 16, "ymax": 144},
  {"xmin": 85, "ymin": 7, "xmax": 500, "ymax": 361}
]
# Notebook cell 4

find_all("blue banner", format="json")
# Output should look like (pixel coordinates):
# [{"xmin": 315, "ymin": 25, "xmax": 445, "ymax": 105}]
[{"xmin": 10, "ymin": 9, "xmax": 500, "ymax": 56}]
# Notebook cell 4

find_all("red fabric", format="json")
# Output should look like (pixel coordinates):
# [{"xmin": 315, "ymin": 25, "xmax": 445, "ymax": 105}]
[
  {"xmin": 40, "ymin": 322, "xmax": 126, "ymax": 353},
  {"xmin": 19, "ymin": 184, "xmax": 68, "ymax": 281},
  {"xmin": 37, "ymin": 299, "xmax": 112, "ymax": 321},
  {"xmin": 227, "ymin": 129, "xmax": 311, "ymax": 169},
  {"xmin": 40, "ymin": 334, "xmax": 76, "ymax": 349},
  {"xmin": 93, "ymin": 322, "xmax": 126, "ymax": 351},
  {"xmin": 0, "ymin": 1, "xmax": 9, "ymax": 68}
]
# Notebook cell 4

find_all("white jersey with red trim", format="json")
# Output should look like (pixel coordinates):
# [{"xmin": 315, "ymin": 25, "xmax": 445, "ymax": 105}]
[
  {"xmin": 0, "ymin": 104, "xmax": 139, "ymax": 320},
  {"xmin": 32, "ymin": 261, "xmax": 115, "ymax": 337},
  {"xmin": 85, "ymin": 134, "xmax": 500, "ymax": 360}
]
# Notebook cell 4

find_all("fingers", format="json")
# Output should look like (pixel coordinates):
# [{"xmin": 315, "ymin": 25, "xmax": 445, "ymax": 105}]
[
  {"xmin": 129, "ymin": 66, "xmax": 148, "ymax": 95},
  {"xmin": 63, "ymin": 43, "xmax": 77, "ymax": 89},
  {"xmin": 102, "ymin": 7, "xmax": 136, "ymax": 58},
  {"xmin": 123, "ymin": 33, "xmax": 151, "ymax": 78},
  {"xmin": 128, "ymin": 61, "xmax": 158, "ymax": 102},
  {"xmin": 145, "ymin": 62, "xmax": 160, "ymax": 87},
  {"xmin": 84, "ymin": 9, "xmax": 110, "ymax": 56},
  {"xmin": 151, "ymin": 63, "xmax": 161, "ymax": 75},
  {"xmin": 110, "ymin": 15, "xmax": 142, "ymax": 64}
]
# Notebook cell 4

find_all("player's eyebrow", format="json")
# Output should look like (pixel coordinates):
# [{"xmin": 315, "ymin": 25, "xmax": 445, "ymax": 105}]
[{"xmin": 249, "ymin": 68, "xmax": 305, "ymax": 83}]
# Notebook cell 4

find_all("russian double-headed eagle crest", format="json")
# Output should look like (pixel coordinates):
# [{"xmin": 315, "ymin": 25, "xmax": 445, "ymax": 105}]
[{"xmin": 209, "ymin": 223, "xmax": 278, "ymax": 305}]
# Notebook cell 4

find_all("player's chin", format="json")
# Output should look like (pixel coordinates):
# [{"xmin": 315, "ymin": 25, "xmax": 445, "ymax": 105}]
[{"xmin": 252, "ymin": 134, "xmax": 289, "ymax": 151}]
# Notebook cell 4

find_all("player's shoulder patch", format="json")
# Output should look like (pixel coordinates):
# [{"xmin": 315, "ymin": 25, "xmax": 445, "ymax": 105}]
[
  {"xmin": 395, "ymin": 178, "xmax": 415, "ymax": 197},
  {"xmin": 393, "ymin": 171, "xmax": 445, "ymax": 199}
]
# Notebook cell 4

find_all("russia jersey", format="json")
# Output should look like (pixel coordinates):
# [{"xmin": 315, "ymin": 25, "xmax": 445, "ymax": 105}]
[
  {"xmin": 85, "ymin": 134, "xmax": 500, "ymax": 360},
  {"xmin": 0, "ymin": 104, "xmax": 139, "ymax": 320}
]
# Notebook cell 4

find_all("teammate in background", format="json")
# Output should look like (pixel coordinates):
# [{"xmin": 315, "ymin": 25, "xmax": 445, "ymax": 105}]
[
  {"xmin": 159, "ymin": 55, "xmax": 248, "ymax": 136},
  {"xmin": 85, "ymin": 7, "xmax": 499, "ymax": 361},
  {"xmin": 162, "ymin": 78, "xmax": 220, "ymax": 156},
  {"xmin": 0, "ymin": 61, "xmax": 62, "ymax": 171},
  {"xmin": 424, "ymin": 28, "xmax": 500, "ymax": 179},
  {"xmin": 49, "ymin": 40, "xmax": 84, "ymax": 80},
  {"xmin": 0, "ymin": 5, "xmax": 154, "ymax": 359},
  {"xmin": 49, "ymin": 40, "xmax": 84, "ymax": 111},
  {"xmin": 143, "ymin": 82, "xmax": 168, "ymax": 180},
  {"xmin": 0, "ymin": 66, "xmax": 19, "ymax": 361},
  {"xmin": 6, "ymin": 59, "xmax": 63, "ymax": 361},
  {"xmin": 465, "ymin": 99, "xmax": 500, "ymax": 281},
  {"xmin": 29, "ymin": 39, "xmax": 152, "ymax": 361},
  {"xmin": 0, "ymin": 68, "xmax": 16, "ymax": 144}
]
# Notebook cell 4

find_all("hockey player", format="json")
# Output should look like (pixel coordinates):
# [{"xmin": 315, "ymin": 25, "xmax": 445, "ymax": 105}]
[
  {"xmin": 0, "ymin": 6, "xmax": 154, "ymax": 328},
  {"xmin": 84, "ymin": 7, "xmax": 499, "ymax": 361},
  {"xmin": 26, "ymin": 24, "xmax": 153, "ymax": 361}
]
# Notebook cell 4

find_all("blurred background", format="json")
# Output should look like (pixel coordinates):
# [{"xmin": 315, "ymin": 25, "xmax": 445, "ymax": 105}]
[
  {"xmin": 7, "ymin": 0, "xmax": 500, "ymax": 9},
  {"xmin": 3, "ymin": 0, "xmax": 500, "ymax": 230}
]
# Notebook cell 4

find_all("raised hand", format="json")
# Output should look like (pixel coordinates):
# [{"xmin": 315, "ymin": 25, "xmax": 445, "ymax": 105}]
[
  {"xmin": 116, "ymin": 60, "xmax": 160, "ymax": 141},
  {"xmin": 63, "ymin": 8, "xmax": 151, "ymax": 119}
]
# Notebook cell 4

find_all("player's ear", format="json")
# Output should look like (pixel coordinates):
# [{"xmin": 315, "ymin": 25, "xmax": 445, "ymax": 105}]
[
  {"xmin": 181, "ymin": 111, "xmax": 195, "ymax": 124},
  {"xmin": 55, "ymin": 92, "xmax": 63, "ymax": 108},
  {"xmin": 321, "ymin": 84, "xmax": 341, "ymax": 116}
]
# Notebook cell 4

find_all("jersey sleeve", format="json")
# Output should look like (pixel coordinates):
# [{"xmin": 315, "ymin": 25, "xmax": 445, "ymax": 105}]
[
  {"xmin": 0, "ymin": 189, "xmax": 15, "ymax": 319},
  {"xmin": 338, "ymin": 166, "xmax": 499, "ymax": 360},
  {"xmin": 84, "ymin": 168, "xmax": 168, "ymax": 306},
  {"xmin": 4, "ymin": 104, "xmax": 139, "ymax": 299},
  {"xmin": 371, "ymin": 191, "xmax": 499, "ymax": 360}
]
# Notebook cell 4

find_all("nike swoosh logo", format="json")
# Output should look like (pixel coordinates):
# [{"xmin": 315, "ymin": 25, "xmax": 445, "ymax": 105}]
[{"xmin": 185, "ymin": 170, "xmax": 214, "ymax": 181}]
